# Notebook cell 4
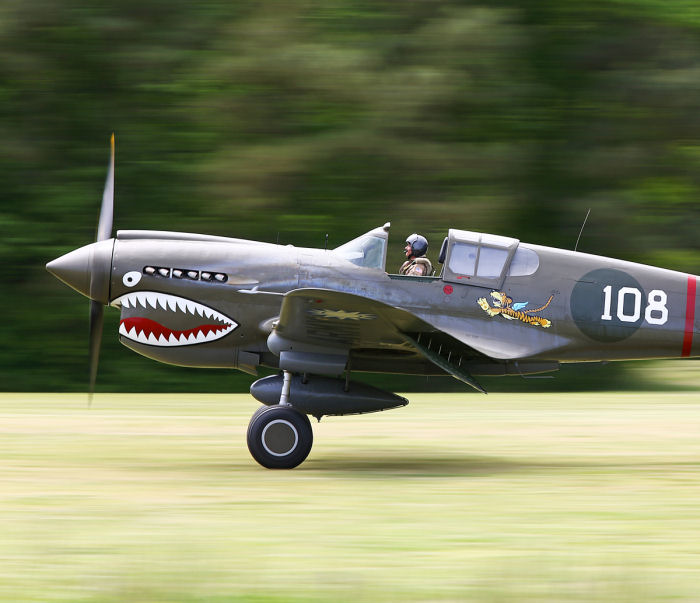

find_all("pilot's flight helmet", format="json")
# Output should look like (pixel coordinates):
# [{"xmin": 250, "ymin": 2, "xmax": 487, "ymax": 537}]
[{"xmin": 406, "ymin": 233, "xmax": 428, "ymax": 257}]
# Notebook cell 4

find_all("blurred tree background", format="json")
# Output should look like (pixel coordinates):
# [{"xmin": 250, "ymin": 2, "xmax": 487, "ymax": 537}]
[{"xmin": 2, "ymin": 0, "xmax": 700, "ymax": 392}]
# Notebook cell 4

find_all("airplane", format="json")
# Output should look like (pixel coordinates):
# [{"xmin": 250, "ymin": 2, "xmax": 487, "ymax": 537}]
[{"xmin": 47, "ymin": 137, "xmax": 699, "ymax": 469}]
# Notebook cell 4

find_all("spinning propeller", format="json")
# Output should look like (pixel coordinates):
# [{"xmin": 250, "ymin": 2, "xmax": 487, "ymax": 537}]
[
  {"xmin": 47, "ymin": 135, "xmax": 116, "ymax": 399},
  {"xmin": 89, "ymin": 134, "xmax": 115, "ymax": 397}
]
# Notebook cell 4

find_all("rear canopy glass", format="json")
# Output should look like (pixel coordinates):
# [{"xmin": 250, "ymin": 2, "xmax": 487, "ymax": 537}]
[{"xmin": 442, "ymin": 229, "xmax": 524, "ymax": 287}]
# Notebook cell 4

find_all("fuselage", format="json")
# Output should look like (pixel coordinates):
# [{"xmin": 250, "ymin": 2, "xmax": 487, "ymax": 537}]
[{"xmin": 49, "ymin": 227, "xmax": 699, "ymax": 377}]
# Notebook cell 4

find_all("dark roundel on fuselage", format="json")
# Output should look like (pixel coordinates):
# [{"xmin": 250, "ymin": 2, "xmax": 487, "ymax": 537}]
[{"xmin": 570, "ymin": 268, "xmax": 645, "ymax": 342}]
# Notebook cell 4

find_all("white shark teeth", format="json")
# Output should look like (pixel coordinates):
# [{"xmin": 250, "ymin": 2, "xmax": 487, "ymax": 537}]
[
  {"xmin": 119, "ymin": 325, "xmax": 235, "ymax": 347},
  {"xmin": 112, "ymin": 291, "xmax": 234, "ymax": 324},
  {"xmin": 113, "ymin": 291, "xmax": 237, "ymax": 347}
]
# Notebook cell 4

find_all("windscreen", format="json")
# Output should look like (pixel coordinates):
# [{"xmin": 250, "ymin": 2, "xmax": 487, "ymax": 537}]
[{"xmin": 333, "ymin": 235, "xmax": 386, "ymax": 270}]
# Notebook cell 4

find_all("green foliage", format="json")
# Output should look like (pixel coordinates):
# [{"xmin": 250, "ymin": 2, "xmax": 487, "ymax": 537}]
[{"xmin": 2, "ymin": 1, "xmax": 700, "ymax": 391}]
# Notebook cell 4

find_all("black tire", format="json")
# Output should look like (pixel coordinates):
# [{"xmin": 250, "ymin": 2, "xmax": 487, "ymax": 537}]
[{"xmin": 246, "ymin": 405, "xmax": 313, "ymax": 469}]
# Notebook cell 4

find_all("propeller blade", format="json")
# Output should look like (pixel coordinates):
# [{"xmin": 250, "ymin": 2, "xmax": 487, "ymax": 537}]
[
  {"xmin": 96, "ymin": 133, "xmax": 114, "ymax": 242},
  {"xmin": 89, "ymin": 299, "xmax": 104, "ymax": 402},
  {"xmin": 89, "ymin": 134, "xmax": 114, "ymax": 402}
]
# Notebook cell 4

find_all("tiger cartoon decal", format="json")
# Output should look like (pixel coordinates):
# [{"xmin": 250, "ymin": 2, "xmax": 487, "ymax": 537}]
[{"xmin": 477, "ymin": 290, "xmax": 554, "ymax": 328}]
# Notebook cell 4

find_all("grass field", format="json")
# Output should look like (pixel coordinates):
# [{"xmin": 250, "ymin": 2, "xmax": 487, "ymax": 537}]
[{"xmin": 2, "ymin": 376, "xmax": 700, "ymax": 601}]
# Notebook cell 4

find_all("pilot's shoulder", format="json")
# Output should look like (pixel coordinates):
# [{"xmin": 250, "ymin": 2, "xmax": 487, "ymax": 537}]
[{"xmin": 413, "ymin": 257, "xmax": 433, "ymax": 275}]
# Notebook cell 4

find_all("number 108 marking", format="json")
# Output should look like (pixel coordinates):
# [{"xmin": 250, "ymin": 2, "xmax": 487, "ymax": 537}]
[{"xmin": 601, "ymin": 286, "xmax": 668, "ymax": 325}]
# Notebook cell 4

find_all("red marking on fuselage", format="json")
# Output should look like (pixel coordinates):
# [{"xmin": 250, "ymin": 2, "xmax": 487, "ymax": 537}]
[
  {"xmin": 682, "ymin": 276, "xmax": 697, "ymax": 357},
  {"xmin": 120, "ymin": 317, "xmax": 227, "ymax": 341},
  {"xmin": 443, "ymin": 285, "xmax": 453, "ymax": 295}
]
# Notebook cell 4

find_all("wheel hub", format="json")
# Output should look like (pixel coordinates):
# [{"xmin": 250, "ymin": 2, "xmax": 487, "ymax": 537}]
[{"xmin": 261, "ymin": 419, "xmax": 298, "ymax": 456}]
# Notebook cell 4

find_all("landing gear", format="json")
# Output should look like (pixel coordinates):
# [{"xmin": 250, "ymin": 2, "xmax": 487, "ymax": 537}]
[{"xmin": 246, "ymin": 405, "xmax": 313, "ymax": 469}]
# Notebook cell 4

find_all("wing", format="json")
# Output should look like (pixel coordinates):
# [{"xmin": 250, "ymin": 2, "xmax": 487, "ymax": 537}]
[
  {"xmin": 511, "ymin": 301, "xmax": 529, "ymax": 311},
  {"xmin": 271, "ymin": 288, "xmax": 490, "ymax": 392},
  {"xmin": 273, "ymin": 288, "xmax": 425, "ymax": 350}
]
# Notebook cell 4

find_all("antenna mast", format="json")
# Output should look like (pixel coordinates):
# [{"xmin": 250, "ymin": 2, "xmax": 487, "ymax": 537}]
[{"xmin": 574, "ymin": 208, "xmax": 591, "ymax": 252}]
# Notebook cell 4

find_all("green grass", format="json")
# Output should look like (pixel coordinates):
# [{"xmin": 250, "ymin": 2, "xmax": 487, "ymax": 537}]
[{"xmin": 2, "ymin": 378, "xmax": 700, "ymax": 601}]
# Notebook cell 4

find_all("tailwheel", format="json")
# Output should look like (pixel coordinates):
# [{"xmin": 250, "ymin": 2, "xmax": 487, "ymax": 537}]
[{"xmin": 247, "ymin": 405, "xmax": 313, "ymax": 469}]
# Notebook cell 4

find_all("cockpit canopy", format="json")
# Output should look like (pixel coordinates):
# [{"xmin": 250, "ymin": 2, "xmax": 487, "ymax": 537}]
[
  {"xmin": 440, "ymin": 229, "xmax": 539, "ymax": 287},
  {"xmin": 332, "ymin": 223, "xmax": 539, "ymax": 285}
]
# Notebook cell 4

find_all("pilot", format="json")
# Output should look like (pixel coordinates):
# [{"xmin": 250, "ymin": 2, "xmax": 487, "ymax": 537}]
[{"xmin": 399, "ymin": 234, "xmax": 433, "ymax": 276}]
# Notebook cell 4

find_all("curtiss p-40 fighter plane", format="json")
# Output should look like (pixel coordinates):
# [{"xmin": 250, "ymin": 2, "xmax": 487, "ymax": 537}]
[{"xmin": 47, "ymin": 138, "xmax": 699, "ymax": 468}]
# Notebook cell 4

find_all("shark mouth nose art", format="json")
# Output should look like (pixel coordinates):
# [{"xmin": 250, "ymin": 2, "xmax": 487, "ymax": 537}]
[{"xmin": 111, "ymin": 291, "xmax": 237, "ymax": 346}]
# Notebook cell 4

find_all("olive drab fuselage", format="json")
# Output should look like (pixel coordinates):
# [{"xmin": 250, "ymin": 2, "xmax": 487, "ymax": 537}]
[{"xmin": 97, "ymin": 225, "xmax": 698, "ymax": 380}]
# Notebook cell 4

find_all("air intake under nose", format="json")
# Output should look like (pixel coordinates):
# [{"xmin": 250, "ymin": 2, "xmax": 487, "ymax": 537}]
[{"xmin": 46, "ymin": 238, "xmax": 114, "ymax": 304}]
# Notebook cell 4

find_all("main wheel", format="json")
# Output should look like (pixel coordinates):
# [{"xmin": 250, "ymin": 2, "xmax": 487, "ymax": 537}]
[{"xmin": 246, "ymin": 405, "xmax": 313, "ymax": 469}]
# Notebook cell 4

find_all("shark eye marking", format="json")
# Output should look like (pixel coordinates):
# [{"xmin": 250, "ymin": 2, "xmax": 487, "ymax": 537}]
[
  {"xmin": 123, "ymin": 271, "xmax": 142, "ymax": 287},
  {"xmin": 112, "ymin": 291, "xmax": 237, "ymax": 347}
]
